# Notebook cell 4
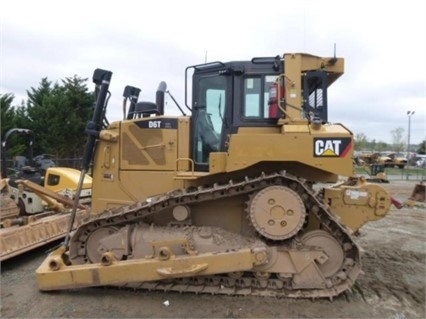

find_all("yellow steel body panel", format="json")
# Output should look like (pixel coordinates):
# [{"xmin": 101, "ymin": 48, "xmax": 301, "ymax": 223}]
[
  {"xmin": 91, "ymin": 117, "xmax": 189, "ymax": 213},
  {"xmin": 120, "ymin": 118, "xmax": 177, "ymax": 171},
  {"xmin": 282, "ymin": 124, "xmax": 310, "ymax": 133},
  {"xmin": 225, "ymin": 124, "xmax": 354, "ymax": 180},
  {"xmin": 92, "ymin": 170, "xmax": 185, "ymax": 212},
  {"xmin": 44, "ymin": 167, "xmax": 92, "ymax": 193}
]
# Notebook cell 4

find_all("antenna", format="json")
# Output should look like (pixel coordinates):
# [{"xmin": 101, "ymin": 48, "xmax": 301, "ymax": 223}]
[
  {"xmin": 303, "ymin": 4, "xmax": 306, "ymax": 51},
  {"xmin": 205, "ymin": 50, "xmax": 208, "ymax": 63},
  {"xmin": 329, "ymin": 43, "xmax": 338, "ymax": 65}
]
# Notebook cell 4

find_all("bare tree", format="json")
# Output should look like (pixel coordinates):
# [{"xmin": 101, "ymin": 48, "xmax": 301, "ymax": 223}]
[
  {"xmin": 390, "ymin": 127, "xmax": 405, "ymax": 152},
  {"xmin": 354, "ymin": 133, "xmax": 369, "ymax": 151}
]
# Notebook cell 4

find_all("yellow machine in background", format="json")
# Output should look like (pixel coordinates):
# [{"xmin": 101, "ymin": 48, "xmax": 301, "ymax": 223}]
[
  {"xmin": 1, "ymin": 128, "xmax": 92, "ymax": 216},
  {"xmin": 0, "ymin": 129, "xmax": 92, "ymax": 261},
  {"xmin": 42, "ymin": 167, "xmax": 92, "ymax": 204},
  {"xmin": 386, "ymin": 152, "xmax": 407, "ymax": 169},
  {"xmin": 357, "ymin": 151, "xmax": 407, "ymax": 169},
  {"xmin": 36, "ymin": 52, "xmax": 392, "ymax": 299},
  {"xmin": 0, "ymin": 175, "xmax": 90, "ymax": 262}
]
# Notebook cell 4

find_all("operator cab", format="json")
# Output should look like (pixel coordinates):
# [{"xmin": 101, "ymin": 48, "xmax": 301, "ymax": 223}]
[{"xmin": 187, "ymin": 56, "xmax": 330, "ymax": 171}]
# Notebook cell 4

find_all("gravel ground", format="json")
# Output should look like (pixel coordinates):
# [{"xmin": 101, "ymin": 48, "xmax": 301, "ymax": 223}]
[{"xmin": 1, "ymin": 180, "xmax": 425, "ymax": 318}]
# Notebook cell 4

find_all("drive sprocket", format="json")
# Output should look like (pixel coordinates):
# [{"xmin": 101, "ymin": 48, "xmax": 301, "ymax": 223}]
[{"xmin": 248, "ymin": 185, "xmax": 306, "ymax": 240}]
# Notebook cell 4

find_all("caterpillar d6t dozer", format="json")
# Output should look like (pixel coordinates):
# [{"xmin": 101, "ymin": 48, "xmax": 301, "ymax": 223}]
[{"xmin": 36, "ymin": 53, "xmax": 392, "ymax": 299}]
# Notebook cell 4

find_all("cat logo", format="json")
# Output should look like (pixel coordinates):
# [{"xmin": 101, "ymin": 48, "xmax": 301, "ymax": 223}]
[{"xmin": 314, "ymin": 138, "xmax": 352, "ymax": 157}]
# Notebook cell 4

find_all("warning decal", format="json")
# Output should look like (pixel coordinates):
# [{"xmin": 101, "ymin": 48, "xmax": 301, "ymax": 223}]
[{"xmin": 313, "ymin": 138, "xmax": 352, "ymax": 157}]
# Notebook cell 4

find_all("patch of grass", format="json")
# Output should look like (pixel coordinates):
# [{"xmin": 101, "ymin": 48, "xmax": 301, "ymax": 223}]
[{"xmin": 355, "ymin": 166, "xmax": 426, "ymax": 180}]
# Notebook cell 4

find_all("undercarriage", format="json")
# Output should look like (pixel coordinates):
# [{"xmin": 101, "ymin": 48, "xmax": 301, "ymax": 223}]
[{"xmin": 37, "ymin": 171, "xmax": 361, "ymax": 299}]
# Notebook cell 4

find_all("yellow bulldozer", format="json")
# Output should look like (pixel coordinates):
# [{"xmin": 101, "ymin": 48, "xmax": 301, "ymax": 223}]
[
  {"xmin": 386, "ymin": 152, "xmax": 407, "ymax": 169},
  {"xmin": 36, "ymin": 52, "xmax": 393, "ymax": 299},
  {"xmin": 357, "ymin": 151, "xmax": 407, "ymax": 169}
]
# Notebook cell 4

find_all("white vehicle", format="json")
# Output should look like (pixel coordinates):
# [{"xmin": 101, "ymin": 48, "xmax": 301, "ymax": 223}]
[{"xmin": 416, "ymin": 155, "xmax": 426, "ymax": 168}]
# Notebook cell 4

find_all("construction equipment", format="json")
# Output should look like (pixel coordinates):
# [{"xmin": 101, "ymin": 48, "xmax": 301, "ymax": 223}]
[
  {"xmin": 366, "ymin": 164, "xmax": 389, "ymax": 183},
  {"xmin": 36, "ymin": 53, "xmax": 393, "ymax": 299},
  {"xmin": 0, "ymin": 178, "xmax": 89, "ymax": 261},
  {"xmin": 410, "ymin": 181, "xmax": 425, "ymax": 202},
  {"xmin": 355, "ymin": 158, "xmax": 389, "ymax": 183},
  {"xmin": 0, "ymin": 129, "xmax": 92, "ymax": 261},
  {"xmin": 1, "ymin": 128, "xmax": 92, "ymax": 216},
  {"xmin": 357, "ymin": 152, "xmax": 407, "ymax": 169},
  {"xmin": 386, "ymin": 152, "xmax": 407, "ymax": 169},
  {"xmin": 357, "ymin": 152, "xmax": 393, "ymax": 167},
  {"xmin": 0, "ymin": 179, "xmax": 20, "ymax": 223}
]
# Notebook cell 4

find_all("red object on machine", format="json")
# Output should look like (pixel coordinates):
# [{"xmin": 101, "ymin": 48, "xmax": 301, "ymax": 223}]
[
  {"xmin": 391, "ymin": 197, "xmax": 403, "ymax": 209},
  {"xmin": 268, "ymin": 82, "xmax": 285, "ymax": 118}
]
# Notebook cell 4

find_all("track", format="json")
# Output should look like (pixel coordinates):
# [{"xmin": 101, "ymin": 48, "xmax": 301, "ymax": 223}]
[{"xmin": 68, "ymin": 171, "xmax": 362, "ymax": 298}]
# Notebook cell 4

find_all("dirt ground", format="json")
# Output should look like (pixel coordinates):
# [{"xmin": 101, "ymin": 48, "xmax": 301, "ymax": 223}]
[{"xmin": 1, "ymin": 180, "xmax": 425, "ymax": 318}]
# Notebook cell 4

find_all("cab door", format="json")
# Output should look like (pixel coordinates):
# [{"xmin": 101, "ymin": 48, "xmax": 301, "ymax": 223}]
[{"xmin": 191, "ymin": 73, "xmax": 230, "ymax": 171}]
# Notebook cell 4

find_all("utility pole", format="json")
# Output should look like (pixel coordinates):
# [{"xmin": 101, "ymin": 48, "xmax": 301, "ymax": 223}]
[{"xmin": 406, "ymin": 110, "xmax": 415, "ymax": 180}]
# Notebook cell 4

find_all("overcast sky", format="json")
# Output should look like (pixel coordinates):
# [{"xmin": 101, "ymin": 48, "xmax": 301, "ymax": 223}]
[{"xmin": 1, "ymin": 0, "xmax": 425, "ymax": 145}]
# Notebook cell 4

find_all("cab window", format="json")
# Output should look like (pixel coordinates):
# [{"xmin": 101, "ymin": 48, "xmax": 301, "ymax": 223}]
[
  {"xmin": 46, "ymin": 174, "xmax": 60, "ymax": 186},
  {"xmin": 243, "ymin": 76, "xmax": 277, "ymax": 119}
]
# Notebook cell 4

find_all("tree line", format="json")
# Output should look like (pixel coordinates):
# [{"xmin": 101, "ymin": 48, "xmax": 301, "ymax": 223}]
[
  {"xmin": 355, "ymin": 131, "xmax": 425, "ymax": 154},
  {"xmin": 1, "ymin": 76, "xmax": 95, "ymax": 167}
]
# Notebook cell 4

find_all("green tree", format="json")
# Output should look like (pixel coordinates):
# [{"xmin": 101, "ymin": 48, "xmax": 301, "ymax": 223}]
[
  {"xmin": 1, "ymin": 93, "xmax": 16, "ymax": 139},
  {"xmin": 417, "ymin": 140, "xmax": 426, "ymax": 154},
  {"xmin": 20, "ymin": 78, "xmax": 56, "ymax": 154},
  {"xmin": 374, "ymin": 141, "xmax": 389, "ymax": 152},
  {"xmin": 13, "ymin": 75, "xmax": 95, "ymax": 162},
  {"xmin": 390, "ymin": 127, "xmax": 405, "ymax": 152},
  {"xmin": 49, "ymin": 75, "xmax": 95, "ymax": 160},
  {"xmin": 354, "ymin": 133, "xmax": 369, "ymax": 151},
  {"xmin": 369, "ymin": 139, "xmax": 376, "ymax": 151}
]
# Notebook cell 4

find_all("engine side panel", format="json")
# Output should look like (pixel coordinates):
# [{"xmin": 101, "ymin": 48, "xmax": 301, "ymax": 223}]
[{"xmin": 225, "ymin": 124, "xmax": 354, "ymax": 180}]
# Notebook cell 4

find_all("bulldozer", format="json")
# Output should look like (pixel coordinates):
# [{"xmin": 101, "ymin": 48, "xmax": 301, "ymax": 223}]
[
  {"xmin": 357, "ymin": 152, "xmax": 407, "ymax": 169},
  {"xmin": 357, "ymin": 152, "xmax": 393, "ymax": 167},
  {"xmin": 354, "ymin": 157, "xmax": 389, "ymax": 183},
  {"xmin": 36, "ymin": 52, "xmax": 393, "ymax": 299},
  {"xmin": 385, "ymin": 152, "xmax": 407, "ymax": 169}
]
